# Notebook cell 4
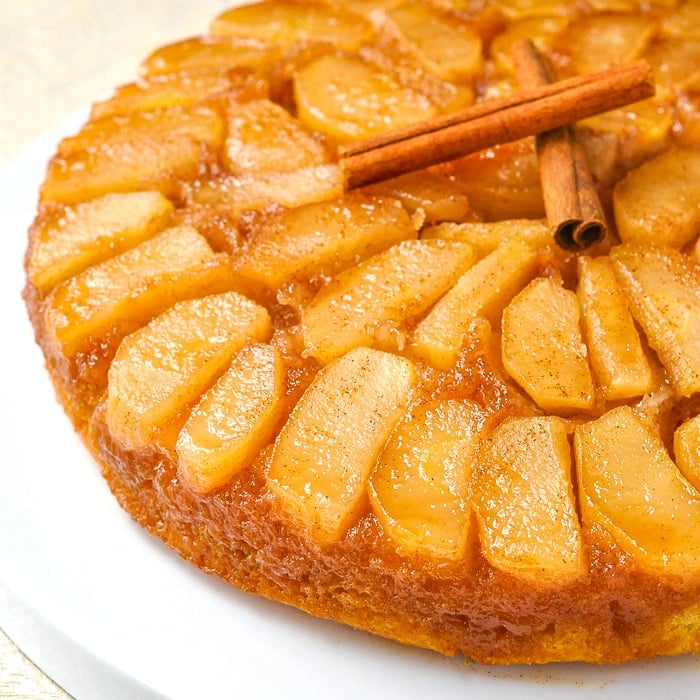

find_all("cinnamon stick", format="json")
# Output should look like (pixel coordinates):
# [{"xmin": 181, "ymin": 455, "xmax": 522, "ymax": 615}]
[
  {"xmin": 339, "ymin": 59, "xmax": 654, "ymax": 193},
  {"xmin": 511, "ymin": 39, "xmax": 606, "ymax": 250}
]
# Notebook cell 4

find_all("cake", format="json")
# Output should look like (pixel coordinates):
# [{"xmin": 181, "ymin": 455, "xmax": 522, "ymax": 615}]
[{"xmin": 22, "ymin": 0, "xmax": 700, "ymax": 665}]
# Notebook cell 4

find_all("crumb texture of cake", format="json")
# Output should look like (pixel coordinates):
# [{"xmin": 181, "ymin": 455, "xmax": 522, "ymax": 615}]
[{"xmin": 23, "ymin": 0, "xmax": 700, "ymax": 666}]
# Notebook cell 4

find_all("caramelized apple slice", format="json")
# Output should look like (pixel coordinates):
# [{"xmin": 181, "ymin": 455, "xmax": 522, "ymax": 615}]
[
  {"xmin": 141, "ymin": 36, "xmax": 283, "ymax": 76},
  {"xmin": 422, "ymin": 219, "xmax": 551, "ymax": 258},
  {"xmin": 234, "ymin": 194, "xmax": 416, "ymax": 296},
  {"xmin": 472, "ymin": 416, "xmax": 585, "ymax": 586},
  {"xmin": 613, "ymin": 149, "xmax": 700, "ymax": 249},
  {"xmin": 57, "ymin": 105, "xmax": 224, "ymax": 156},
  {"xmin": 302, "ymin": 239, "xmax": 476, "ymax": 363},
  {"xmin": 26, "ymin": 191, "xmax": 173, "ymax": 293},
  {"xmin": 211, "ymin": 0, "xmax": 373, "ymax": 50},
  {"xmin": 611, "ymin": 243, "xmax": 700, "ymax": 397},
  {"xmin": 644, "ymin": 38, "xmax": 700, "ymax": 96},
  {"xmin": 442, "ymin": 139, "xmax": 545, "ymax": 221},
  {"xmin": 368, "ymin": 399, "xmax": 486, "ymax": 560},
  {"xmin": 675, "ymin": 89, "xmax": 700, "ymax": 148},
  {"xmin": 294, "ymin": 53, "xmax": 437, "ymax": 143},
  {"xmin": 359, "ymin": 32, "xmax": 474, "ymax": 113},
  {"xmin": 267, "ymin": 347, "xmax": 417, "ymax": 544},
  {"xmin": 91, "ymin": 67, "xmax": 265, "ymax": 119},
  {"xmin": 44, "ymin": 226, "xmax": 232, "ymax": 358},
  {"xmin": 345, "ymin": 0, "xmax": 404, "ymax": 13},
  {"xmin": 383, "ymin": 4, "xmax": 483, "ymax": 82},
  {"xmin": 490, "ymin": 17, "xmax": 568, "ymax": 74},
  {"xmin": 187, "ymin": 165, "xmax": 344, "ymax": 217},
  {"xmin": 662, "ymin": 3, "xmax": 700, "ymax": 39},
  {"xmin": 411, "ymin": 239, "xmax": 540, "ymax": 369},
  {"xmin": 177, "ymin": 343, "xmax": 285, "ymax": 494},
  {"xmin": 107, "ymin": 292, "xmax": 271, "ymax": 450},
  {"xmin": 40, "ymin": 106, "xmax": 224, "ymax": 204},
  {"xmin": 501, "ymin": 276, "xmax": 595, "ymax": 412},
  {"xmin": 577, "ymin": 256, "xmax": 654, "ymax": 400},
  {"xmin": 223, "ymin": 98, "xmax": 329, "ymax": 175},
  {"xmin": 363, "ymin": 171, "xmax": 471, "ymax": 224},
  {"xmin": 579, "ymin": 99, "xmax": 674, "ymax": 171},
  {"xmin": 674, "ymin": 415, "xmax": 700, "ymax": 492},
  {"xmin": 494, "ymin": 0, "xmax": 576, "ymax": 19},
  {"xmin": 575, "ymin": 406, "xmax": 700, "ymax": 577},
  {"xmin": 554, "ymin": 14, "xmax": 657, "ymax": 74}
]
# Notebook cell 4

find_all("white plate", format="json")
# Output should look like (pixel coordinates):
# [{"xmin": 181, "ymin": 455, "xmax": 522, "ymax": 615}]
[{"xmin": 1, "ymin": 115, "xmax": 699, "ymax": 700}]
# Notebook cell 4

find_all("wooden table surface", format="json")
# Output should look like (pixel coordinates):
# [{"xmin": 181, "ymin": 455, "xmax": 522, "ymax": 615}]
[{"xmin": 0, "ymin": 2, "xmax": 234, "ymax": 697}]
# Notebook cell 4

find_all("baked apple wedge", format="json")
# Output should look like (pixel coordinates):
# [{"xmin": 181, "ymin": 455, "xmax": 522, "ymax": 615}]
[
  {"xmin": 301, "ymin": 239, "xmax": 475, "ymax": 363},
  {"xmin": 501, "ymin": 276, "xmax": 596, "ymax": 412},
  {"xmin": 177, "ymin": 343, "xmax": 285, "ymax": 494},
  {"xmin": 577, "ymin": 255, "xmax": 654, "ymax": 401},
  {"xmin": 575, "ymin": 406, "xmax": 700, "ymax": 578},
  {"xmin": 411, "ymin": 238, "xmax": 540, "ymax": 369},
  {"xmin": 368, "ymin": 398, "xmax": 487, "ymax": 560},
  {"xmin": 44, "ymin": 226, "xmax": 232, "ymax": 360},
  {"xmin": 107, "ymin": 291, "xmax": 271, "ymax": 450},
  {"xmin": 472, "ymin": 416, "xmax": 585, "ymax": 587},
  {"xmin": 611, "ymin": 243, "xmax": 700, "ymax": 397},
  {"xmin": 26, "ymin": 191, "xmax": 173, "ymax": 293},
  {"xmin": 267, "ymin": 347, "xmax": 416, "ymax": 544}
]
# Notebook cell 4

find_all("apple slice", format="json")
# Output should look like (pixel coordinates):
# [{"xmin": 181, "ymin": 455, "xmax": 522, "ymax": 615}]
[
  {"xmin": 177, "ymin": 343, "xmax": 285, "ymax": 494},
  {"xmin": 613, "ymin": 148, "xmax": 700, "ymax": 250},
  {"xmin": 580, "ymin": 98, "xmax": 673, "ymax": 171},
  {"xmin": 490, "ymin": 17, "xmax": 567, "ymax": 74},
  {"xmin": 471, "ymin": 416, "xmax": 585, "ymax": 586},
  {"xmin": 301, "ymin": 239, "xmax": 476, "ymax": 363},
  {"xmin": 91, "ymin": 67, "xmax": 264, "ymax": 120},
  {"xmin": 383, "ymin": 3, "xmax": 483, "ymax": 82},
  {"xmin": 363, "ymin": 171, "xmax": 471, "ymax": 224},
  {"xmin": 26, "ymin": 191, "xmax": 173, "ymax": 293},
  {"xmin": 610, "ymin": 243, "xmax": 700, "ymax": 397},
  {"xmin": 233, "ymin": 193, "xmax": 416, "ymax": 296},
  {"xmin": 41, "ymin": 136, "xmax": 211, "ymax": 205},
  {"xmin": 223, "ymin": 98, "xmax": 329, "ymax": 175},
  {"xmin": 294, "ymin": 53, "xmax": 437, "ymax": 143},
  {"xmin": 411, "ymin": 239, "xmax": 540, "ymax": 369},
  {"xmin": 575, "ymin": 406, "xmax": 700, "ymax": 577},
  {"xmin": 56, "ymin": 105, "xmax": 223, "ymax": 157},
  {"xmin": 141, "ymin": 36, "xmax": 283, "ymax": 76},
  {"xmin": 40, "ymin": 105, "xmax": 224, "ymax": 205},
  {"xmin": 501, "ymin": 276, "xmax": 595, "ymax": 412},
  {"xmin": 187, "ymin": 165, "xmax": 344, "ymax": 218},
  {"xmin": 554, "ymin": 14, "xmax": 656, "ymax": 74},
  {"xmin": 107, "ymin": 292, "xmax": 271, "ymax": 450},
  {"xmin": 368, "ymin": 399, "xmax": 486, "ymax": 560},
  {"xmin": 44, "ymin": 226, "xmax": 232, "ymax": 358},
  {"xmin": 674, "ymin": 415, "xmax": 700, "ymax": 493},
  {"xmin": 442, "ymin": 139, "xmax": 545, "ymax": 221},
  {"xmin": 421, "ymin": 219, "xmax": 551, "ymax": 258},
  {"xmin": 577, "ymin": 255, "xmax": 654, "ymax": 400},
  {"xmin": 210, "ymin": 0, "xmax": 373, "ymax": 50},
  {"xmin": 495, "ymin": 0, "xmax": 580, "ymax": 19},
  {"xmin": 267, "ymin": 347, "xmax": 417, "ymax": 544},
  {"xmin": 644, "ymin": 38, "xmax": 700, "ymax": 96}
]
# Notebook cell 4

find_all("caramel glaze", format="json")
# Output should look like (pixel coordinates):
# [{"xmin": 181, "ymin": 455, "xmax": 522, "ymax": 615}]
[{"xmin": 75, "ymin": 333, "xmax": 700, "ymax": 666}]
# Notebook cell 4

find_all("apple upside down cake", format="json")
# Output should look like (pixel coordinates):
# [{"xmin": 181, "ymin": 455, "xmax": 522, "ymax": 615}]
[{"xmin": 23, "ymin": 0, "xmax": 700, "ymax": 665}]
